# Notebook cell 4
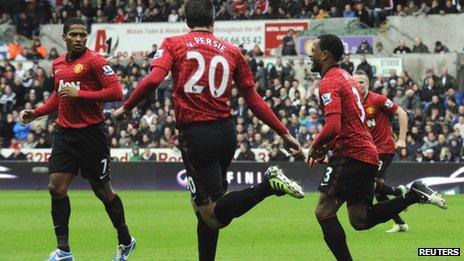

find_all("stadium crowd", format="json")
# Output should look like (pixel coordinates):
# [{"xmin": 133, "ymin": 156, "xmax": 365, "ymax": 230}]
[
  {"xmin": 1, "ymin": 43, "xmax": 464, "ymax": 162},
  {"xmin": 1, "ymin": 0, "xmax": 464, "ymax": 37}
]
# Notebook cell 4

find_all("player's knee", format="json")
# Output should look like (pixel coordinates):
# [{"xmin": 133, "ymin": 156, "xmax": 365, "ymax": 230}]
[
  {"xmin": 198, "ymin": 205, "xmax": 225, "ymax": 229},
  {"xmin": 48, "ymin": 183, "xmax": 68, "ymax": 198},
  {"xmin": 348, "ymin": 214, "xmax": 368, "ymax": 231},
  {"xmin": 315, "ymin": 204, "xmax": 335, "ymax": 221}
]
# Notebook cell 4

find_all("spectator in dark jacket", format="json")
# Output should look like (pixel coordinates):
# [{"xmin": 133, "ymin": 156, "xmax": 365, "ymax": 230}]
[
  {"xmin": 393, "ymin": 40, "xmax": 411, "ymax": 54},
  {"xmin": 434, "ymin": 41, "xmax": 449, "ymax": 53},
  {"xmin": 340, "ymin": 54, "xmax": 354, "ymax": 75},
  {"xmin": 269, "ymin": 144, "xmax": 288, "ymax": 161},
  {"xmin": 355, "ymin": 55, "xmax": 373, "ymax": 79},
  {"xmin": 412, "ymin": 37, "xmax": 429, "ymax": 53},
  {"xmin": 356, "ymin": 40, "xmax": 373, "ymax": 54},
  {"xmin": 7, "ymin": 147, "xmax": 28, "ymax": 161},
  {"xmin": 236, "ymin": 142, "xmax": 256, "ymax": 161}
]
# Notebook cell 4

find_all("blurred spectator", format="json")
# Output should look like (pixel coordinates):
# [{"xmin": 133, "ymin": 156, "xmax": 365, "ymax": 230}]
[
  {"xmin": 7, "ymin": 147, "xmax": 28, "ymax": 161},
  {"xmin": 281, "ymin": 30, "xmax": 297, "ymax": 56},
  {"xmin": 356, "ymin": 40, "xmax": 373, "ymax": 54},
  {"xmin": 412, "ymin": 37, "xmax": 429, "ymax": 53},
  {"xmin": 114, "ymin": 7, "xmax": 128, "ymax": 23},
  {"xmin": 32, "ymin": 39, "xmax": 48, "ymax": 59},
  {"xmin": 147, "ymin": 44, "xmax": 158, "ymax": 59},
  {"xmin": 340, "ymin": 53, "xmax": 354, "ymax": 75},
  {"xmin": 141, "ymin": 148, "xmax": 157, "ymax": 160},
  {"xmin": 439, "ymin": 67, "xmax": 457, "ymax": 91},
  {"xmin": 434, "ymin": 41, "xmax": 449, "ymax": 53},
  {"xmin": 236, "ymin": 142, "xmax": 256, "ymax": 161},
  {"xmin": 355, "ymin": 1, "xmax": 371, "ymax": 26},
  {"xmin": 269, "ymin": 144, "xmax": 288, "ymax": 161},
  {"xmin": 355, "ymin": 55, "xmax": 373, "ymax": 79},
  {"xmin": 8, "ymin": 35, "xmax": 23, "ymax": 60},
  {"xmin": 393, "ymin": 40, "xmax": 412, "ymax": 54},
  {"xmin": 442, "ymin": 0, "xmax": 458, "ymax": 14},
  {"xmin": 375, "ymin": 41, "xmax": 388, "ymax": 56},
  {"xmin": 48, "ymin": 48, "xmax": 60, "ymax": 60},
  {"xmin": 129, "ymin": 146, "xmax": 142, "ymax": 161},
  {"xmin": 343, "ymin": 4, "xmax": 355, "ymax": 17},
  {"xmin": 458, "ymin": 57, "xmax": 464, "ymax": 94}
]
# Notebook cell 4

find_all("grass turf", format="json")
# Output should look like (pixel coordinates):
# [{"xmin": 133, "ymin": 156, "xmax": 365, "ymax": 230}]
[{"xmin": 0, "ymin": 191, "xmax": 462, "ymax": 260}]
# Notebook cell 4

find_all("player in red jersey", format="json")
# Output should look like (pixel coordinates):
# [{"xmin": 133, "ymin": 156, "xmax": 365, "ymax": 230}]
[
  {"xmin": 307, "ymin": 34, "xmax": 447, "ymax": 260},
  {"xmin": 354, "ymin": 70, "xmax": 410, "ymax": 233},
  {"xmin": 114, "ymin": 1, "xmax": 304, "ymax": 260},
  {"xmin": 18, "ymin": 18, "xmax": 136, "ymax": 261}
]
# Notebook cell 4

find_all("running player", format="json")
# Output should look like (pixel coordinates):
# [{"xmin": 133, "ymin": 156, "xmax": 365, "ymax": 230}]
[
  {"xmin": 354, "ymin": 70, "xmax": 410, "ymax": 233},
  {"xmin": 307, "ymin": 34, "xmax": 447, "ymax": 260},
  {"xmin": 113, "ymin": 1, "xmax": 304, "ymax": 260},
  {"xmin": 18, "ymin": 18, "xmax": 136, "ymax": 261}
]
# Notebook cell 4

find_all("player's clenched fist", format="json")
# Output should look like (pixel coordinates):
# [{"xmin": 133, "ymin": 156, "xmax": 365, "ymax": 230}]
[
  {"xmin": 58, "ymin": 86, "xmax": 79, "ymax": 98},
  {"xmin": 18, "ymin": 109, "xmax": 37, "ymax": 125},
  {"xmin": 307, "ymin": 145, "xmax": 328, "ymax": 167}
]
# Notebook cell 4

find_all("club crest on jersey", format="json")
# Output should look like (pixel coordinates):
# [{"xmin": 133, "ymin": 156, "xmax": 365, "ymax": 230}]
[
  {"xmin": 153, "ymin": 49, "xmax": 163, "ymax": 60},
  {"xmin": 366, "ymin": 106, "xmax": 375, "ymax": 115},
  {"xmin": 102, "ymin": 65, "xmax": 115, "ymax": 75},
  {"xmin": 58, "ymin": 79, "xmax": 80, "ymax": 91},
  {"xmin": 74, "ymin": 63, "xmax": 84, "ymax": 73},
  {"xmin": 385, "ymin": 99, "xmax": 394, "ymax": 108},
  {"xmin": 321, "ymin": 93, "xmax": 332, "ymax": 105}
]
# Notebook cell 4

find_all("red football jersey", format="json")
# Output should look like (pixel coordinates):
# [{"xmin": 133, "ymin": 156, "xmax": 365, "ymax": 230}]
[
  {"xmin": 363, "ymin": 91, "xmax": 398, "ymax": 154},
  {"xmin": 52, "ymin": 48, "xmax": 120, "ymax": 128},
  {"xmin": 319, "ymin": 67, "xmax": 379, "ymax": 166},
  {"xmin": 150, "ymin": 31, "xmax": 255, "ymax": 124}
]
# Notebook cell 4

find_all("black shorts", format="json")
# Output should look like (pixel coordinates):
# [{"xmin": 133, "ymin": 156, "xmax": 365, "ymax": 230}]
[
  {"xmin": 318, "ymin": 157, "xmax": 378, "ymax": 206},
  {"xmin": 178, "ymin": 119, "xmax": 237, "ymax": 206},
  {"xmin": 376, "ymin": 153, "xmax": 395, "ymax": 179},
  {"xmin": 49, "ymin": 122, "xmax": 111, "ymax": 185}
]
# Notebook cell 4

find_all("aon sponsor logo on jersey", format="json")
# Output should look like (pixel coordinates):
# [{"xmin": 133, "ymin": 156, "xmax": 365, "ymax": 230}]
[
  {"xmin": 366, "ymin": 118, "xmax": 376, "ymax": 127},
  {"xmin": 58, "ymin": 79, "xmax": 81, "ymax": 92}
]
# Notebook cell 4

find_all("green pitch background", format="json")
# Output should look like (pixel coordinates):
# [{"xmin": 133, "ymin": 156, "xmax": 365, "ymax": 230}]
[{"xmin": 0, "ymin": 191, "xmax": 462, "ymax": 260}]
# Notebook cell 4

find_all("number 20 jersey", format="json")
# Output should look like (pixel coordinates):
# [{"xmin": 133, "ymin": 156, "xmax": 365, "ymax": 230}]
[
  {"xmin": 150, "ymin": 30, "xmax": 255, "ymax": 125},
  {"xmin": 319, "ymin": 67, "xmax": 379, "ymax": 166}
]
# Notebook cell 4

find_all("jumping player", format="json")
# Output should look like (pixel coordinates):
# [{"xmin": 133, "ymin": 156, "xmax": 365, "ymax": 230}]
[
  {"xmin": 307, "ymin": 34, "xmax": 447, "ymax": 260},
  {"xmin": 354, "ymin": 70, "xmax": 410, "ymax": 233},
  {"xmin": 114, "ymin": 1, "xmax": 304, "ymax": 260},
  {"xmin": 18, "ymin": 18, "xmax": 136, "ymax": 261}
]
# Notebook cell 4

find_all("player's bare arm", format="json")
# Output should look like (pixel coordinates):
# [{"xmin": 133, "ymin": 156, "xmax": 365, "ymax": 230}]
[{"xmin": 395, "ymin": 106, "xmax": 408, "ymax": 149}]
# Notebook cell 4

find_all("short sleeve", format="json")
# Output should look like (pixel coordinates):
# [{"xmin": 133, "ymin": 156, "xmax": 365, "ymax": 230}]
[
  {"xmin": 319, "ymin": 80, "xmax": 341, "ymax": 116},
  {"xmin": 233, "ymin": 51, "xmax": 255, "ymax": 92},
  {"xmin": 377, "ymin": 95, "xmax": 398, "ymax": 114},
  {"xmin": 150, "ymin": 38, "xmax": 174, "ymax": 71},
  {"xmin": 92, "ymin": 55, "xmax": 119, "ymax": 89}
]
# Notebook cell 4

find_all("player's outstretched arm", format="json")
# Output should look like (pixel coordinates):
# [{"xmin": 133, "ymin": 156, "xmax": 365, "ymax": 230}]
[
  {"xmin": 395, "ymin": 106, "xmax": 408, "ymax": 149},
  {"xmin": 114, "ymin": 67, "xmax": 168, "ymax": 120},
  {"xmin": 19, "ymin": 92, "xmax": 59, "ymax": 125}
]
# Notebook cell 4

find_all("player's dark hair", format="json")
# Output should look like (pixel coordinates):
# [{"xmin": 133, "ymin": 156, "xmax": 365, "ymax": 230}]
[
  {"xmin": 185, "ymin": 0, "xmax": 215, "ymax": 29},
  {"xmin": 354, "ymin": 70, "xmax": 369, "ymax": 77},
  {"xmin": 317, "ymin": 34, "xmax": 344, "ymax": 62},
  {"xmin": 63, "ymin": 18, "xmax": 87, "ymax": 34}
]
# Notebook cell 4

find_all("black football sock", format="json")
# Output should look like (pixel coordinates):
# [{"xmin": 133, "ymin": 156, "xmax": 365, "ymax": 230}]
[
  {"xmin": 375, "ymin": 181, "xmax": 396, "ymax": 195},
  {"xmin": 51, "ymin": 196, "xmax": 71, "ymax": 252},
  {"xmin": 214, "ymin": 182, "xmax": 273, "ymax": 226},
  {"xmin": 375, "ymin": 194, "xmax": 405, "ymax": 225},
  {"xmin": 366, "ymin": 191, "xmax": 419, "ymax": 228},
  {"xmin": 318, "ymin": 216, "xmax": 352, "ymax": 261},
  {"xmin": 104, "ymin": 194, "xmax": 131, "ymax": 246},
  {"xmin": 196, "ymin": 213, "xmax": 219, "ymax": 261}
]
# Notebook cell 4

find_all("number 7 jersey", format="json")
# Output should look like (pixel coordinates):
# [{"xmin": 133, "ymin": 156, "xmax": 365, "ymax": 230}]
[
  {"xmin": 150, "ymin": 30, "xmax": 255, "ymax": 124},
  {"xmin": 318, "ymin": 67, "xmax": 379, "ymax": 166}
]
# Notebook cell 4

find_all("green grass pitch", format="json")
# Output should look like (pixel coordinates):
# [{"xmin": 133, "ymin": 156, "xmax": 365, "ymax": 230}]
[{"xmin": 0, "ymin": 191, "xmax": 462, "ymax": 260}]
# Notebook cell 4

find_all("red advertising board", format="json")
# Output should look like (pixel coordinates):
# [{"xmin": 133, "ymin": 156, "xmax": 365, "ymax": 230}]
[{"xmin": 264, "ymin": 21, "xmax": 309, "ymax": 56}]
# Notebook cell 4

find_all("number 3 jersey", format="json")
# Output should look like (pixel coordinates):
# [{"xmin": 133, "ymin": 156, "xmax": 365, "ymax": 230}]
[
  {"xmin": 150, "ymin": 30, "xmax": 255, "ymax": 124},
  {"xmin": 363, "ymin": 91, "xmax": 398, "ymax": 155},
  {"xmin": 319, "ymin": 67, "xmax": 378, "ymax": 166}
]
